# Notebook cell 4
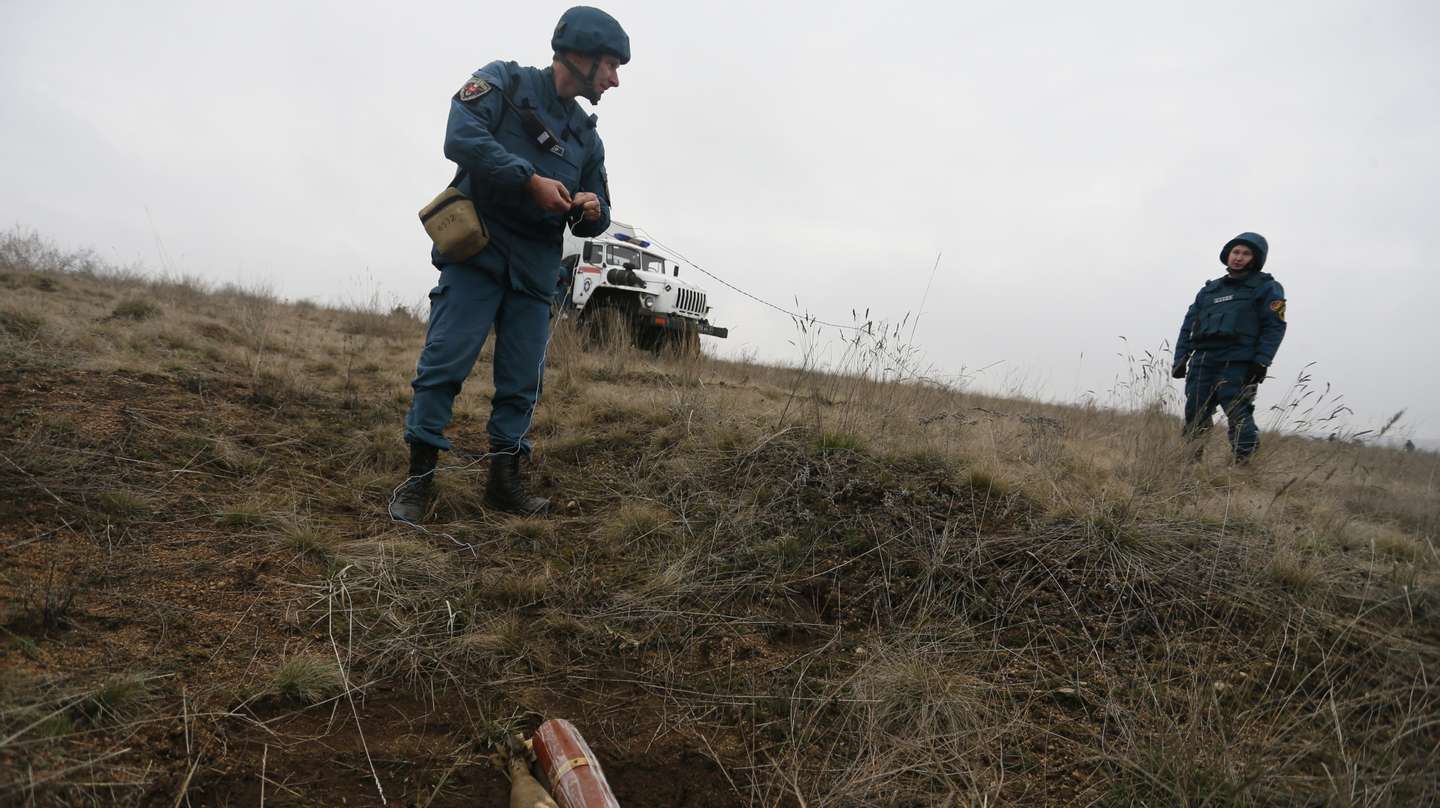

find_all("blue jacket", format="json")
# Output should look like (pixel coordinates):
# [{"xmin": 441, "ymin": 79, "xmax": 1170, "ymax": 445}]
[
  {"xmin": 1175, "ymin": 270, "xmax": 1287, "ymax": 367},
  {"xmin": 434, "ymin": 61, "xmax": 612, "ymax": 301}
]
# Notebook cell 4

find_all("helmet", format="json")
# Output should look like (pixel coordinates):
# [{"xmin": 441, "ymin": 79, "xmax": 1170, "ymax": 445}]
[
  {"xmin": 1220, "ymin": 231, "xmax": 1269, "ymax": 272},
  {"xmin": 551, "ymin": 7, "xmax": 630, "ymax": 65}
]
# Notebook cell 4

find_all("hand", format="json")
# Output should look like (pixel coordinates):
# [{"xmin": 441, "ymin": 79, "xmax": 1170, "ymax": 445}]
[
  {"xmin": 571, "ymin": 192, "xmax": 602, "ymax": 222},
  {"xmin": 1172, "ymin": 361, "xmax": 1187, "ymax": 379},
  {"xmin": 1244, "ymin": 363, "xmax": 1267, "ymax": 386},
  {"xmin": 527, "ymin": 175, "xmax": 572, "ymax": 215}
]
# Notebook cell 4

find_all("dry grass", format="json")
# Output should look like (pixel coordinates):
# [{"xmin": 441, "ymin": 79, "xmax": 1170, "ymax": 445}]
[
  {"xmin": 109, "ymin": 298, "xmax": 160, "ymax": 321},
  {"xmin": 267, "ymin": 655, "xmax": 344, "ymax": 704},
  {"xmin": 1, "ymin": 231, "xmax": 1436, "ymax": 806},
  {"xmin": 74, "ymin": 674, "xmax": 157, "ymax": 726},
  {"xmin": 282, "ymin": 524, "xmax": 341, "ymax": 563}
]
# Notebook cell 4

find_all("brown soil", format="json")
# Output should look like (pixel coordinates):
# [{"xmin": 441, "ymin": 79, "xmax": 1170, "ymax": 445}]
[{"xmin": 0, "ymin": 365, "xmax": 756, "ymax": 806}]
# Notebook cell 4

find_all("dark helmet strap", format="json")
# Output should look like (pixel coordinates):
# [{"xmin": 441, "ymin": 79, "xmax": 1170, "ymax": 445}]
[{"xmin": 557, "ymin": 53, "xmax": 603, "ymax": 103}]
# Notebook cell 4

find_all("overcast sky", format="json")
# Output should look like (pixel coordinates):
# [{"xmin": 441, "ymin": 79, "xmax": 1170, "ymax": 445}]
[{"xmin": 3, "ymin": 1, "xmax": 1437, "ymax": 441}]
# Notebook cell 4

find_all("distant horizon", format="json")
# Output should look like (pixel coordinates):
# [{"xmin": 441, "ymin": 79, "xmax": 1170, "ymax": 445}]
[{"xmin": 6, "ymin": 220, "xmax": 1434, "ymax": 447}]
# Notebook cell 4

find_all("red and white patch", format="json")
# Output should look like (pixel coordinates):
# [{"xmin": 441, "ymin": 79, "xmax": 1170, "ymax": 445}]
[{"xmin": 457, "ymin": 76, "xmax": 492, "ymax": 102}]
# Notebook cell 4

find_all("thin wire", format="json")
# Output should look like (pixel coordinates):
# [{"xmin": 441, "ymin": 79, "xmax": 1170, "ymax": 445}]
[
  {"xmin": 635, "ymin": 227, "xmax": 968, "ymax": 385},
  {"xmin": 632, "ymin": 228, "xmax": 864, "ymax": 332},
  {"xmin": 909, "ymin": 251, "xmax": 942, "ymax": 344}
]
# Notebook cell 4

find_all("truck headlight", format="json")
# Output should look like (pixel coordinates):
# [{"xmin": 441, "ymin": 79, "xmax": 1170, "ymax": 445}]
[{"xmin": 642, "ymin": 295, "xmax": 655, "ymax": 309}]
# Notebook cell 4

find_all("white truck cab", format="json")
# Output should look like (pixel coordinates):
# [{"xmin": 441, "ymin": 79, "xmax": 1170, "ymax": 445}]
[{"xmin": 560, "ymin": 220, "xmax": 728, "ymax": 350}]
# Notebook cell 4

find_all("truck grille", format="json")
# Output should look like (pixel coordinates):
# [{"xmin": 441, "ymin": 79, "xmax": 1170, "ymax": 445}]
[{"xmin": 676, "ymin": 288, "xmax": 707, "ymax": 317}]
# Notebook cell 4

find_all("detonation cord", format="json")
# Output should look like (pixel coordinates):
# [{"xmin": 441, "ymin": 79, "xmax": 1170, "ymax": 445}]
[
  {"xmin": 633, "ymin": 227, "xmax": 971, "ymax": 385},
  {"xmin": 632, "ymin": 228, "xmax": 864, "ymax": 333}
]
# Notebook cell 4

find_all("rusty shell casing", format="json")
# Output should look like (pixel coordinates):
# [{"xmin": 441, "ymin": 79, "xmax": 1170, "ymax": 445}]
[{"xmin": 532, "ymin": 719, "xmax": 620, "ymax": 808}]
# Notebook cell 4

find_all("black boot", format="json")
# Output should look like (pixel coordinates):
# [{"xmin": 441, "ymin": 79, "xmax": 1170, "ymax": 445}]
[
  {"xmin": 484, "ymin": 451, "xmax": 550, "ymax": 516},
  {"xmin": 390, "ymin": 442, "xmax": 439, "ymax": 523}
]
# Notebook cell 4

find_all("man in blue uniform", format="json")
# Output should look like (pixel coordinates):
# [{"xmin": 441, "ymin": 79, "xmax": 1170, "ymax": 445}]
[
  {"xmin": 392, "ymin": 7, "xmax": 629, "ymax": 522},
  {"xmin": 1171, "ymin": 232, "xmax": 1287, "ymax": 463}
]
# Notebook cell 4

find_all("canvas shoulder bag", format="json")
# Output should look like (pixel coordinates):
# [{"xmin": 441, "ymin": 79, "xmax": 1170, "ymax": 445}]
[{"xmin": 418, "ymin": 74, "xmax": 520, "ymax": 261}]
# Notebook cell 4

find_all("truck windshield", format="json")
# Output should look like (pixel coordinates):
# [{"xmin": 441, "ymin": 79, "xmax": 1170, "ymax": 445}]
[
  {"xmin": 584, "ymin": 242, "xmax": 604, "ymax": 264},
  {"xmin": 641, "ymin": 253, "xmax": 666, "ymax": 274},
  {"xmin": 608, "ymin": 245, "xmax": 639, "ymax": 268}
]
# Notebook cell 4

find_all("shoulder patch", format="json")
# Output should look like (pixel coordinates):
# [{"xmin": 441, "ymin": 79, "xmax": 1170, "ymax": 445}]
[
  {"xmin": 457, "ymin": 76, "xmax": 492, "ymax": 102},
  {"xmin": 1270, "ymin": 299, "xmax": 1286, "ymax": 322}
]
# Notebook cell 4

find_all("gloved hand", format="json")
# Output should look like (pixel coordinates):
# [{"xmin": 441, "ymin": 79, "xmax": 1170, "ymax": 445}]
[
  {"xmin": 1244, "ymin": 363, "xmax": 1267, "ymax": 386},
  {"xmin": 1171, "ymin": 361, "xmax": 1187, "ymax": 379}
]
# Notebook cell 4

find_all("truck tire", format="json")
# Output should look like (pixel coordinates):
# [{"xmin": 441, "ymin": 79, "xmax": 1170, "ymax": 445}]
[
  {"xmin": 578, "ymin": 298, "xmax": 634, "ymax": 351},
  {"xmin": 655, "ymin": 329, "xmax": 700, "ymax": 357}
]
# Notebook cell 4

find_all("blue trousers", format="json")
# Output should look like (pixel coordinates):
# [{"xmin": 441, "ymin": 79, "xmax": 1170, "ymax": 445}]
[
  {"xmin": 1183, "ymin": 361, "xmax": 1259, "ymax": 459},
  {"xmin": 404, "ymin": 263, "xmax": 551, "ymax": 455}
]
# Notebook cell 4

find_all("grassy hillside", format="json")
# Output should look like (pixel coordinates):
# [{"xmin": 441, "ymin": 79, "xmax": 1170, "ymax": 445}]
[{"xmin": 1, "ymin": 232, "xmax": 1437, "ymax": 807}]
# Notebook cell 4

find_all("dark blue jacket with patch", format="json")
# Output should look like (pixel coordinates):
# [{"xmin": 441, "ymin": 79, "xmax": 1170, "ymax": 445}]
[
  {"xmin": 434, "ymin": 60, "xmax": 612, "ymax": 301},
  {"xmin": 1175, "ymin": 270, "xmax": 1287, "ymax": 367}
]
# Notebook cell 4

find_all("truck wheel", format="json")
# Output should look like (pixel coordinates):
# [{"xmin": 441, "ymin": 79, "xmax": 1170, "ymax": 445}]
[
  {"xmin": 579, "ymin": 303, "xmax": 633, "ymax": 351},
  {"xmin": 659, "ymin": 330, "xmax": 700, "ymax": 357},
  {"xmin": 637, "ymin": 327, "xmax": 670, "ymax": 354}
]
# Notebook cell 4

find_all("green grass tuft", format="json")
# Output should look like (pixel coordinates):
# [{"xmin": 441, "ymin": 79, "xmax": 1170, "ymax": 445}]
[
  {"xmin": 1266, "ymin": 549, "xmax": 1322, "ymax": 591},
  {"xmin": 601, "ymin": 502, "xmax": 673, "ymax": 545},
  {"xmin": 111, "ymin": 298, "xmax": 161, "ymax": 321},
  {"xmin": 270, "ymin": 655, "xmax": 344, "ymax": 703},
  {"xmin": 75, "ymin": 674, "xmax": 154, "ymax": 726},
  {"xmin": 283, "ymin": 526, "xmax": 338, "ymax": 561},
  {"xmin": 814, "ymin": 430, "xmax": 862, "ymax": 452},
  {"xmin": 96, "ymin": 490, "xmax": 153, "ymax": 520},
  {"xmin": 506, "ymin": 517, "xmax": 555, "ymax": 543},
  {"xmin": 216, "ymin": 509, "xmax": 273, "ymax": 529}
]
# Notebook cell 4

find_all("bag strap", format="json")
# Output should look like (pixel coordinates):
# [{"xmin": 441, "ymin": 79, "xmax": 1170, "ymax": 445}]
[{"xmin": 450, "ymin": 72, "xmax": 523, "ymax": 188}]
